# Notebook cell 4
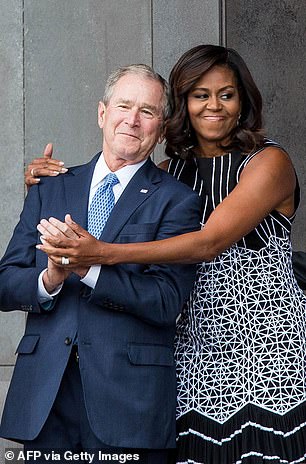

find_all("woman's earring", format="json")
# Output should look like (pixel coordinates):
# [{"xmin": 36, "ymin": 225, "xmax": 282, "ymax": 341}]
[{"xmin": 237, "ymin": 113, "xmax": 241, "ymax": 126}]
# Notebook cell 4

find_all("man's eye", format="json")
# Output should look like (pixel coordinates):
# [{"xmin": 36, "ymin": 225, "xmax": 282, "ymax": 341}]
[
  {"xmin": 118, "ymin": 104, "xmax": 129, "ymax": 110},
  {"xmin": 141, "ymin": 109, "xmax": 154, "ymax": 117}
]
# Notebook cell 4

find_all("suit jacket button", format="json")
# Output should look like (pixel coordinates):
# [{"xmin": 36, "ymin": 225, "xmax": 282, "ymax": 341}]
[{"xmin": 64, "ymin": 337, "xmax": 72, "ymax": 345}]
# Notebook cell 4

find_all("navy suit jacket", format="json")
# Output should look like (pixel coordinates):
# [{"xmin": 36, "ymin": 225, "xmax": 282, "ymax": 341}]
[{"xmin": 0, "ymin": 153, "xmax": 201, "ymax": 448}]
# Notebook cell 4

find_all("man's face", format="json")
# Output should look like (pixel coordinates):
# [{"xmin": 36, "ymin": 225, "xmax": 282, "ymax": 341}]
[{"xmin": 98, "ymin": 74, "xmax": 165, "ymax": 167}]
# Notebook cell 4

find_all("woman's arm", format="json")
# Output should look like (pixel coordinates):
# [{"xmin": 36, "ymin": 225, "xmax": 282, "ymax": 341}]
[{"xmin": 37, "ymin": 147, "xmax": 296, "ymax": 266}]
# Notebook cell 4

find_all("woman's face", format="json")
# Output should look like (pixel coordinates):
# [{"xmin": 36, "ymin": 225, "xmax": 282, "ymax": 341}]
[{"xmin": 187, "ymin": 65, "xmax": 241, "ymax": 154}]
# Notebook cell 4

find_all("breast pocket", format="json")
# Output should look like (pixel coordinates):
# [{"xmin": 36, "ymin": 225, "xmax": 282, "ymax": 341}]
[
  {"xmin": 117, "ymin": 223, "xmax": 158, "ymax": 243},
  {"xmin": 127, "ymin": 343, "xmax": 174, "ymax": 367}
]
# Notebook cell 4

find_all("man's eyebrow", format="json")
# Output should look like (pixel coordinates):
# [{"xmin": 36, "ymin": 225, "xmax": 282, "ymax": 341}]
[
  {"xmin": 115, "ymin": 98, "xmax": 132, "ymax": 105},
  {"xmin": 140, "ymin": 103, "xmax": 160, "ymax": 113},
  {"xmin": 116, "ymin": 99, "xmax": 160, "ymax": 114}
]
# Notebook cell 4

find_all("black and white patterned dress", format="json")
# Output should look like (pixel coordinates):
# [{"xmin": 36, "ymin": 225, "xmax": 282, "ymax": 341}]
[{"xmin": 168, "ymin": 141, "xmax": 306, "ymax": 463}]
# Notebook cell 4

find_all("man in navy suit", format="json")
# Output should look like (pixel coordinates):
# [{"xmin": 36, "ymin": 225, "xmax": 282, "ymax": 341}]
[{"xmin": 0, "ymin": 65, "xmax": 200, "ymax": 462}]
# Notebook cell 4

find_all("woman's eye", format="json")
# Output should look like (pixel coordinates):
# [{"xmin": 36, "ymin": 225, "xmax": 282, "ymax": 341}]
[
  {"xmin": 221, "ymin": 93, "xmax": 233, "ymax": 100},
  {"xmin": 194, "ymin": 93, "xmax": 208, "ymax": 100}
]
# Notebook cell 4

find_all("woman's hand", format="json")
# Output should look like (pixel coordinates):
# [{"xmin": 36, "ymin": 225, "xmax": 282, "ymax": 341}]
[{"xmin": 25, "ymin": 143, "xmax": 67, "ymax": 188}]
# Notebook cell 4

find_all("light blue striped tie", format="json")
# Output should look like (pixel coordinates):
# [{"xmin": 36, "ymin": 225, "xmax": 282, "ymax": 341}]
[{"xmin": 88, "ymin": 172, "xmax": 119, "ymax": 238}]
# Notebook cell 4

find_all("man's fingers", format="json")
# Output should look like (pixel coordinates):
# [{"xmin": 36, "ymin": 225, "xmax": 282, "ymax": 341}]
[
  {"xmin": 37, "ymin": 245, "xmax": 77, "ymax": 268},
  {"xmin": 49, "ymin": 217, "xmax": 80, "ymax": 239},
  {"xmin": 37, "ymin": 223, "xmax": 58, "ymax": 240},
  {"xmin": 65, "ymin": 215, "xmax": 89, "ymax": 237},
  {"xmin": 37, "ymin": 219, "xmax": 66, "ymax": 241},
  {"xmin": 48, "ymin": 255, "xmax": 63, "ymax": 266},
  {"xmin": 37, "ymin": 218, "xmax": 77, "ymax": 241}
]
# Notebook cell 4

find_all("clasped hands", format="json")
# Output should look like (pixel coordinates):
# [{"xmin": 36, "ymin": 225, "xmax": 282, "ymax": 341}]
[{"xmin": 36, "ymin": 214, "xmax": 106, "ymax": 276}]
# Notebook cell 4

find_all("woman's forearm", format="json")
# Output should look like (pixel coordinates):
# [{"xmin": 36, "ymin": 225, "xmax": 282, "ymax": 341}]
[
  {"xmin": 37, "ymin": 221, "xmax": 219, "ymax": 267},
  {"xmin": 100, "ymin": 229, "xmax": 219, "ymax": 266}
]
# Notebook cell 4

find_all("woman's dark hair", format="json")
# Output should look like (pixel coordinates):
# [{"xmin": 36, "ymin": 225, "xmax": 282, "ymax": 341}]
[{"xmin": 165, "ymin": 44, "xmax": 265, "ymax": 159}]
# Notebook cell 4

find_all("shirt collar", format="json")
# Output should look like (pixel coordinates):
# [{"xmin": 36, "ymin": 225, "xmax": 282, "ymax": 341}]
[{"xmin": 91, "ymin": 152, "xmax": 147, "ymax": 190}]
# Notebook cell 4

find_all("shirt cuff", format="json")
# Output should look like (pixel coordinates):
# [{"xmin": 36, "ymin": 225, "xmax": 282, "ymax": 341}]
[
  {"xmin": 37, "ymin": 269, "xmax": 64, "ymax": 304},
  {"xmin": 81, "ymin": 265, "xmax": 101, "ymax": 289}
]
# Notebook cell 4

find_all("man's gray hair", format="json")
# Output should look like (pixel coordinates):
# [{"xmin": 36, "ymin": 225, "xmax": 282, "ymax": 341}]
[{"xmin": 103, "ymin": 64, "xmax": 171, "ymax": 121}]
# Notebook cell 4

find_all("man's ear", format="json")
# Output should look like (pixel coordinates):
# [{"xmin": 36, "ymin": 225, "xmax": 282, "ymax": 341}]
[
  {"xmin": 157, "ymin": 121, "xmax": 167, "ymax": 144},
  {"xmin": 158, "ymin": 132, "xmax": 165, "ymax": 144},
  {"xmin": 98, "ymin": 101, "xmax": 106, "ymax": 129}
]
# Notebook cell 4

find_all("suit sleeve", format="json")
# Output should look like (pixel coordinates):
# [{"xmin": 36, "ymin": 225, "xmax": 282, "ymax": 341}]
[
  {"xmin": 87, "ymin": 192, "xmax": 201, "ymax": 327},
  {"xmin": 0, "ymin": 185, "xmax": 43, "ymax": 312}
]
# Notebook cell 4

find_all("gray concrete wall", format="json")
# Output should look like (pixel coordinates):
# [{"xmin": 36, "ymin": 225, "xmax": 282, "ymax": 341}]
[
  {"xmin": 0, "ymin": 0, "xmax": 25, "ymax": 452},
  {"xmin": 226, "ymin": 0, "xmax": 306, "ymax": 249},
  {"xmin": 0, "ymin": 0, "xmax": 219, "ymax": 454}
]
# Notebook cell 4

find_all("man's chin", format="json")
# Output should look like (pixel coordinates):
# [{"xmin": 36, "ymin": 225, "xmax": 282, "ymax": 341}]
[{"xmin": 115, "ymin": 143, "xmax": 141, "ymax": 158}]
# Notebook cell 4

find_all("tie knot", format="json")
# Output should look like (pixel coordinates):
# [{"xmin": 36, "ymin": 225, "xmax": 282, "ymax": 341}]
[{"xmin": 104, "ymin": 172, "xmax": 119, "ymax": 188}]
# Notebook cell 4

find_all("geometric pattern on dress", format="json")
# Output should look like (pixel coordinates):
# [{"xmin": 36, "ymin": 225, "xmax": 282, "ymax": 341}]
[
  {"xmin": 87, "ymin": 172, "xmax": 119, "ymax": 238},
  {"xmin": 169, "ymin": 142, "xmax": 306, "ymax": 462},
  {"xmin": 175, "ymin": 236, "xmax": 306, "ymax": 423}
]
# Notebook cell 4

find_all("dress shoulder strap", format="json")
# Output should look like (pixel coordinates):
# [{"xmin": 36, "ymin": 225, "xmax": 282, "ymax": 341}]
[
  {"xmin": 236, "ymin": 138, "xmax": 300, "ymax": 217},
  {"xmin": 236, "ymin": 139, "xmax": 282, "ymax": 178}
]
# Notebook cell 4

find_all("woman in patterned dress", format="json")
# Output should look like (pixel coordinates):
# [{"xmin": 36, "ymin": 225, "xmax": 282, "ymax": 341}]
[{"xmin": 27, "ymin": 45, "xmax": 306, "ymax": 463}]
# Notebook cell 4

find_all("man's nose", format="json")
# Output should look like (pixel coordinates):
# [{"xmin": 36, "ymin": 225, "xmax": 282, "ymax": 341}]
[{"xmin": 125, "ymin": 109, "xmax": 140, "ymax": 126}]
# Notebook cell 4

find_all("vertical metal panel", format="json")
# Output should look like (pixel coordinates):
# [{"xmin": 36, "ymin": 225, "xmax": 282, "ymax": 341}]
[
  {"xmin": 0, "ymin": 1, "xmax": 26, "ymax": 441},
  {"xmin": 153, "ymin": 0, "xmax": 220, "ymax": 80},
  {"xmin": 0, "ymin": 0, "xmax": 152, "ymax": 444},
  {"xmin": 226, "ymin": 0, "xmax": 306, "ymax": 249},
  {"xmin": 152, "ymin": 0, "xmax": 220, "ymax": 162},
  {"xmin": 0, "ymin": 367, "xmax": 22, "ymax": 449},
  {"xmin": 0, "ymin": 312, "xmax": 25, "ymax": 365},
  {"xmin": 219, "ymin": 0, "xmax": 227, "ymax": 46},
  {"xmin": 0, "ymin": 0, "xmax": 24, "ymax": 252}
]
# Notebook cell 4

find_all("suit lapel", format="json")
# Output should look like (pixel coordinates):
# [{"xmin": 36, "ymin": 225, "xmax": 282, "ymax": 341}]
[
  {"xmin": 63, "ymin": 153, "xmax": 100, "ymax": 228},
  {"xmin": 101, "ymin": 158, "xmax": 161, "ymax": 242}
]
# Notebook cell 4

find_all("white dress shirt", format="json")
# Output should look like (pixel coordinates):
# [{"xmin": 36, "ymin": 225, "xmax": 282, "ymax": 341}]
[{"xmin": 38, "ymin": 152, "xmax": 147, "ymax": 303}]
